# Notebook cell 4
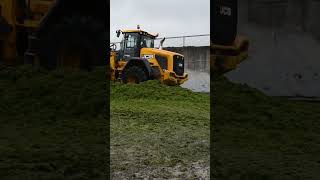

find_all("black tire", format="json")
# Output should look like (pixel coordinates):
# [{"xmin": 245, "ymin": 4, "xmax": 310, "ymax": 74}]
[
  {"xmin": 38, "ymin": 16, "xmax": 106, "ymax": 70},
  {"xmin": 122, "ymin": 66, "xmax": 147, "ymax": 84}
]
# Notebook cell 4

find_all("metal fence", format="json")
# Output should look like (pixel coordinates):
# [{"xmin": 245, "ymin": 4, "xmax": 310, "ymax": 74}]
[
  {"xmin": 165, "ymin": 46, "xmax": 210, "ymax": 73},
  {"xmin": 111, "ymin": 34, "xmax": 210, "ymax": 50},
  {"xmin": 155, "ymin": 34, "xmax": 210, "ymax": 47}
]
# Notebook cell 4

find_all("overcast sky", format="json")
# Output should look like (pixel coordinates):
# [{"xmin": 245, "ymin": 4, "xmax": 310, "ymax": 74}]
[{"xmin": 110, "ymin": 0, "xmax": 210, "ymax": 46}]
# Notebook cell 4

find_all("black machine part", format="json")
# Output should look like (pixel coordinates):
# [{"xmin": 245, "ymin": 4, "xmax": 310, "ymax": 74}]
[
  {"xmin": 25, "ymin": 0, "xmax": 108, "ymax": 69},
  {"xmin": 212, "ymin": 0, "xmax": 238, "ymax": 45},
  {"xmin": 36, "ymin": 0, "xmax": 108, "ymax": 38},
  {"xmin": 0, "ymin": 18, "xmax": 12, "ymax": 34}
]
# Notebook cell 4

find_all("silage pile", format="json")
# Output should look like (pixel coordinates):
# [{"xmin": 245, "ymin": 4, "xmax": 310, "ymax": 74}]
[
  {"xmin": 212, "ymin": 76, "xmax": 320, "ymax": 179},
  {"xmin": 0, "ymin": 66, "xmax": 107, "ymax": 179}
]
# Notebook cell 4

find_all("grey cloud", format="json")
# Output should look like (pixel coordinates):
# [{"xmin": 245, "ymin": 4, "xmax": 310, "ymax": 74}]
[{"xmin": 110, "ymin": 0, "xmax": 210, "ymax": 43}]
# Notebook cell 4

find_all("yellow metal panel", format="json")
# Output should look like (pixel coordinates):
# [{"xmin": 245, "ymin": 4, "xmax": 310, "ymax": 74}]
[
  {"xmin": 29, "ymin": 0, "xmax": 53, "ymax": 14},
  {"xmin": 0, "ymin": 0, "xmax": 16, "ymax": 25},
  {"xmin": 16, "ymin": 19, "xmax": 41, "ymax": 28},
  {"xmin": 0, "ymin": 0, "xmax": 18, "ymax": 64}
]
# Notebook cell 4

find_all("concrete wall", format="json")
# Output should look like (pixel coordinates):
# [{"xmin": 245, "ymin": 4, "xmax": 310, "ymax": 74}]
[
  {"xmin": 226, "ymin": 0, "xmax": 320, "ymax": 97},
  {"xmin": 163, "ymin": 46, "xmax": 210, "ymax": 93},
  {"xmin": 164, "ymin": 46, "xmax": 210, "ymax": 73},
  {"xmin": 241, "ymin": 0, "xmax": 320, "ymax": 38}
]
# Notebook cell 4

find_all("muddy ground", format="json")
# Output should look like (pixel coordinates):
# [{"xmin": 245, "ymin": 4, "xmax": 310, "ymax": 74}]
[{"xmin": 111, "ymin": 81, "xmax": 210, "ymax": 179}]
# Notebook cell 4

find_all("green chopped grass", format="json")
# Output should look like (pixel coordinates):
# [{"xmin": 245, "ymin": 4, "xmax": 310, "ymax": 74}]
[
  {"xmin": 213, "ymin": 76, "xmax": 320, "ymax": 179},
  {"xmin": 111, "ymin": 81, "xmax": 210, "ymax": 179},
  {"xmin": 0, "ymin": 66, "xmax": 107, "ymax": 180}
]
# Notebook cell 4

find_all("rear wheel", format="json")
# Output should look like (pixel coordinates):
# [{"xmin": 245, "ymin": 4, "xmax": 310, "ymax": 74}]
[{"xmin": 122, "ymin": 66, "xmax": 147, "ymax": 84}]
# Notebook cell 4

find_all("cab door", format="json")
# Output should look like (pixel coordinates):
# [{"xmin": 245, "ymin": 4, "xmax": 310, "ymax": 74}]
[{"xmin": 122, "ymin": 33, "xmax": 140, "ymax": 60}]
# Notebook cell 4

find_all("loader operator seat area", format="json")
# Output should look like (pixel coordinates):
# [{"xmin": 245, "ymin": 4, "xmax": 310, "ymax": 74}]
[{"xmin": 140, "ymin": 35, "xmax": 155, "ymax": 48}]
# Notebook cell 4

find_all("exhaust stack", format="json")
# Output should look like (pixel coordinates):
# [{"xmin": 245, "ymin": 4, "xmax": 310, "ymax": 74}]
[{"xmin": 159, "ymin": 37, "xmax": 166, "ymax": 50}]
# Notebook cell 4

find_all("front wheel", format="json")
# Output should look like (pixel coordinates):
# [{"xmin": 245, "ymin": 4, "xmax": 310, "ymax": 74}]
[{"xmin": 122, "ymin": 66, "xmax": 147, "ymax": 84}]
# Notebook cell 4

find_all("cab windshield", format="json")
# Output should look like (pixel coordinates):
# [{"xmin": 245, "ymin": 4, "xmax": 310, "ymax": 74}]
[{"xmin": 140, "ymin": 35, "xmax": 155, "ymax": 48}]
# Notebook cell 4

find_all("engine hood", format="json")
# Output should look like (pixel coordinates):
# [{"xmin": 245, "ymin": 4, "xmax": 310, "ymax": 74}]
[{"xmin": 141, "ymin": 48, "xmax": 183, "ymax": 57}]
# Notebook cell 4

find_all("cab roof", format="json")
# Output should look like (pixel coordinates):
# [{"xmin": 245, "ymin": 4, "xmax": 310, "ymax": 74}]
[{"xmin": 121, "ymin": 29, "xmax": 159, "ymax": 37}]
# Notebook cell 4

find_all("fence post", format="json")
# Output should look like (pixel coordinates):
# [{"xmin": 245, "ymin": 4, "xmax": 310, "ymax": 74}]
[{"xmin": 183, "ymin": 36, "xmax": 186, "ymax": 47}]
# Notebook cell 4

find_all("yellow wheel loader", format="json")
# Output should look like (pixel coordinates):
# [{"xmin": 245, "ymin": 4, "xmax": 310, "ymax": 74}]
[
  {"xmin": 0, "ymin": 0, "xmax": 107, "ymax": 69},
  {"xmin": 110, "ymin": 28, "xmax": 188, "ymax": 86}
]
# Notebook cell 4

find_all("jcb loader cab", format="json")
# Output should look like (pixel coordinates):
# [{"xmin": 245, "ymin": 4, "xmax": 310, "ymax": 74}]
[{"xmin": 110, "ymin": 28, "xmax": 188, "ymax": 85}]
